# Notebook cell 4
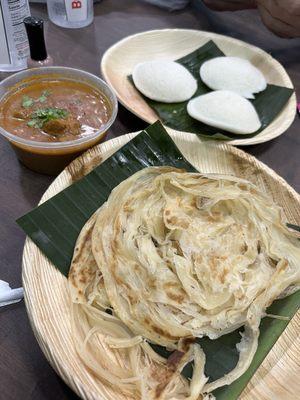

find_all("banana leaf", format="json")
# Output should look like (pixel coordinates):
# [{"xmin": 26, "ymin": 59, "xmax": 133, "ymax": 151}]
[
  {"xmin": 17, "ymin": 121, "xmax": 299, "ymax": 399},
  {"xmin": 129, "ymin": 41, "xmax": 294, "ymax": 140}
]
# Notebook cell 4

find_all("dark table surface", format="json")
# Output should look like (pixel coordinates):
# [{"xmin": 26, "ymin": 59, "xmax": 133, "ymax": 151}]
[{"xmin": 0, "ymin": 1, "xmax": 299, "ymax": 399}]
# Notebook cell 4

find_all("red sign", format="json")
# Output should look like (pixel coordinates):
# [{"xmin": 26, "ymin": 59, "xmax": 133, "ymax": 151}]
[{"xmin": 72, "ymin": 1, "xmax": 82, "ymax": 9}]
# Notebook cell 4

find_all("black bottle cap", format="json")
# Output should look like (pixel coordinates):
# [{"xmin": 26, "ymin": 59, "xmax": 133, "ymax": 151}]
[{"xmin": 24, "ymin": 17, "xmax": 48, "ymax": 61}]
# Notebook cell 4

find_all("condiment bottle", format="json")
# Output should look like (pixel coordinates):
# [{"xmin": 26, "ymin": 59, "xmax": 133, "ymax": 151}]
[
  {"xmin": 0, "ymin": 0, "xmax": 31, "ymax": 72},
  {"xmin": 24, "ymin": 17, "xmax": 53, "ymax": 68}
]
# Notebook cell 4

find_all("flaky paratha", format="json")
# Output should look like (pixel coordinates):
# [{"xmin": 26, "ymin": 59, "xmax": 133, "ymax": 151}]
[{"xmin": 69, "ymin": 167, "xmax": 300, "ymax": 400}]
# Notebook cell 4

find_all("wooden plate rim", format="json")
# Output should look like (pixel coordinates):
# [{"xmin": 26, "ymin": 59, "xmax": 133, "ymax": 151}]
[
  {"xmin": 22, "ymin": 130, "xmax": 300, "ymax": 400},
  {"xmin": 101, "ymin": 28, "xmax": 296, "ymax": 146}
]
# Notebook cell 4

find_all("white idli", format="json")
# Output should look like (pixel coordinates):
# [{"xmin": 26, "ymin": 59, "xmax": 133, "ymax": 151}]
[
  {"xmin": 200, "ymin": 57, "xmax": 267, "ymax": 99},
  {"xmin": 187, "ymin": 90, "xmax": 261, "ymax": 135},
  {"xmin": 132, "ymin": 60, "xmax": 197, "ymax": 103}
]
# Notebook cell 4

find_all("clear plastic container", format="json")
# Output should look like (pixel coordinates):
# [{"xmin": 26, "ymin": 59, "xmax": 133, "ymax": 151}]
[
  {"xmin": 47, "ymin": 0, "xmax": 94, "ymax": 28},
  {"xmin": 0, "ymin": 0, "xmax": 30, "ymax": 72},
  {"xmin": 0, "ymin": 67, "xmax": 118, "ymax": 175}
]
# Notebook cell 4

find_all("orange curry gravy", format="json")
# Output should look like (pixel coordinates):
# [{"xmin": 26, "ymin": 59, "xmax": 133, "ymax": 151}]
[{"xmin": 0, "ymin": 80, "xmax": 111, "ymax": 142}]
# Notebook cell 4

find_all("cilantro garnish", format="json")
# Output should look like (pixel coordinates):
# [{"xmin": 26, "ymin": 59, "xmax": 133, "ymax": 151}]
[
  {"xmin": 22, "ymin": 90, "xmax": 51, "ymax": 109},
  {"xmin": 22, "ymin": 96, "xmax": 34, "ymax": 108},
  {"xmin": 38, "ymin": 90, "xmax": 51, "ymax": 103},
  {"xmin": 27, "ymin": 107, "xmax": 69, "ymax": 129}
]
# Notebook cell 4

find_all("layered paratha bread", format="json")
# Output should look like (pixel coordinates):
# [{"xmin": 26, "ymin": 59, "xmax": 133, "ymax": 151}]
[{"xmin": 69, "ymin": 167, "xmax": 300, "ymax": 400}]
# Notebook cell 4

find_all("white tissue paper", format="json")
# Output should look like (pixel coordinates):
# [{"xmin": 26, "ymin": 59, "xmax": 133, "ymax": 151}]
[{"xmin": 0, "ymin": 280, "xmax": 24, "ymax": 307}]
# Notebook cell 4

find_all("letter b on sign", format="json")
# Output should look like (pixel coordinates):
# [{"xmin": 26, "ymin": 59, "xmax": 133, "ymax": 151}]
[
  {"xmin": 66, "ymin": 0, "xmax": 87, "ymax": 22},
  {"xmin": 72, "ymin": 1, "xmax": 82, "ymax": 9}
]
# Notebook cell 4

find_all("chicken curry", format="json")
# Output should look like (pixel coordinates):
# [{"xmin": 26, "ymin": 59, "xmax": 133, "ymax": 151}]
[{"xmin": 0, "ymin": 79, "xmax": 111, "ymax": 142}]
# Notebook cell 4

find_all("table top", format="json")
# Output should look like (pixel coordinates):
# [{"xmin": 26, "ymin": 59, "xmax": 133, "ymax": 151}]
[{"xmin": 0, "ymin": 1, "xmax": 299, "ymax": 399}]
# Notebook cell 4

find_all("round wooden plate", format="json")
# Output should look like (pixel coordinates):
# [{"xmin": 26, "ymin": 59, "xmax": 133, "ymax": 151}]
[
  {"xmin": 101, "ymin": 29, "xmax": 296, "ymax": 146},
  {"xmin": 22, "ymin": 130, "xmax": 300, "ymax": 400}
]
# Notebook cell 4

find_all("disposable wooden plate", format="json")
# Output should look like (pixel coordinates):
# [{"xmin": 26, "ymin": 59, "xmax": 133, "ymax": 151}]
[
  {"xmin": 101, "ymin": 29, "xmax": 296, "ymax": 146},
  {"xmin": 22, "ymin": 129, "xmax": 300, "ymax": 400}
]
